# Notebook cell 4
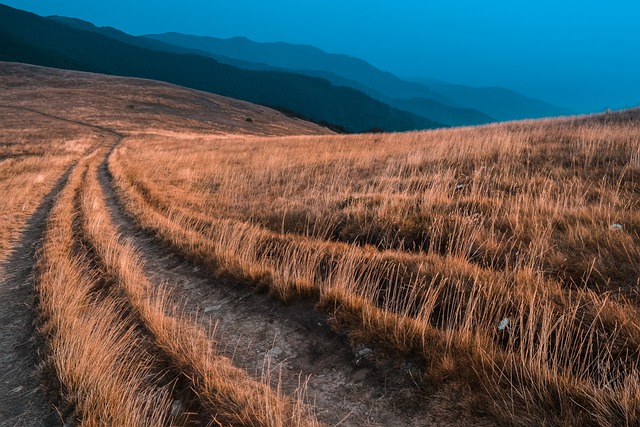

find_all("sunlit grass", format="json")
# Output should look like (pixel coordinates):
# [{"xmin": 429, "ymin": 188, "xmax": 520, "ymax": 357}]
[{"xmin": 110, "ymin": 110, "xmax": 640, "ymax": 425}]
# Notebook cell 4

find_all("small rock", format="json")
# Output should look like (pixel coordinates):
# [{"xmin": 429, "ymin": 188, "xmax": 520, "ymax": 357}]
[
  {"xmin": 401, "ymin": 361, "xmax": 417, "ymax": 375},
  {"xmin": 497, "ymin": 317, "xmax": 510, "ymax": 331},
  {"xmin": 354, "ymin": 345, "xmax": 373, "ymax": 366},
  {"xmin": 170, "ymin": 399, "xmax": 184, "ymax": 418},
  {"xmin": 265, "ymin": 346, "xmax": 283, "ymax": 359},
  {"xmin": 352, "ymin": 368, "xmax": 370, "ymax": 381},
  {"xmin": 203, "ymin": 304, "xmax": 223, "ymax": 313}
]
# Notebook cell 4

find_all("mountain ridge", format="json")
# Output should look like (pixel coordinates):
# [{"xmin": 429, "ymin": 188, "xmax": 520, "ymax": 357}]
[
  {"xmin": 48, "ymin": 16, "xmax": 489, "ymax": 126},
  {"xmin": 47, "ymin": 14, "xmax": 569, "ymax": 125},
  {"xmin": 146, "ymin": 31, "xmax": 572, "ymax": 121},
  {"xmin": 0, "ymin": 4, "xmax": 441, "ymax": 133}
]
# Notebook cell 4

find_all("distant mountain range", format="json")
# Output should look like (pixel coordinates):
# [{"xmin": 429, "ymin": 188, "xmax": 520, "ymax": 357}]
[
  {"xmin": 0, "ymin": 4, "xmax": 572, "ymax": 133},
  {"xmin": 0, "ymin": 5, "xmax": 441, "ymax": 133},
  {"xmin": 145, "ymin": 32, "xmax": 572, "ymax": 122}
]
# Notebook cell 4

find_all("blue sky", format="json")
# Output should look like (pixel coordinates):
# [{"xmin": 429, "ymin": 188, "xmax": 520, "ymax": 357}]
[{"xmin": 3, "ymin": 1, "xmax": 639, "ymax": 112}]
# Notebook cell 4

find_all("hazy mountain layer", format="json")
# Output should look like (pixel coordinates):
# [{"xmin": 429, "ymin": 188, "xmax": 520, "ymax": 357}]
[
  {"xmin": 0, "ymin": 5, "xmax": 441, "ymax": 133},
  {"xmin": 147, "ymin": 32, "xmax": 571, "ymax": 121}
]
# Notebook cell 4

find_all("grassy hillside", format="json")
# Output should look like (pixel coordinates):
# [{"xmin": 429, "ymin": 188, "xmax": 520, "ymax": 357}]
[
  {"xmin": 0, "ymin": 4, "xmax": 441, "ymax": 133},
  {"xmin": 112, "ymin": 109, "xmax": 640, "ymax": 426},
  {"xmin": 1, "ymin": 62, "xmax": 639, "ymax": 426},
  {"xmin": 0, "ymin": 62, "xmax": 331, "ymax": 426}
]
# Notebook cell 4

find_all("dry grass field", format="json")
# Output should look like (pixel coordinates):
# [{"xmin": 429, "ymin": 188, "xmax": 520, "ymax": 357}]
[
  {"xmin": 1, "ymin": 61, "xmax": 639, "ymax": 426},
  {"xmin": 0, "ymin": 108, "xmax": 96, "ymax": 266}
]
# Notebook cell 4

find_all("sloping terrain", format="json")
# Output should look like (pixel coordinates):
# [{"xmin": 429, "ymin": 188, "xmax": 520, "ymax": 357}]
[
  {"xmin": 255, "ymin": 68, "xmax": 495, "ymax": 126},
  {"xmin": 0, "ymin": 62, "xmax": 453, "ymax": 426},
  {"xmin": 411, "ymin": 79, "xmax": 575, "ymax": 121},
  {"xmin": 0, "ymin": 101, "xmax": 105, "ymax": 425},
  {"xmin": 45, "ymin": 16, "xmax": 571, "ymax": 126},
  {"xmin": 0, "ymin": 62, "xmax": 327, "ymax": 426},
  {"xmin": 108, "ymin": 111, "xmax": 640, "ymax": 426},
  {"xmin": 0, "ymin": 4, "xmax": 441, "ymax": 133},
  {"xmin": 44, "ymin": 18, "xmax": 491, "ymax": 127},
  {"xmin": 1, "ymin": 61, "xmax": 639, "ymax": 426}
]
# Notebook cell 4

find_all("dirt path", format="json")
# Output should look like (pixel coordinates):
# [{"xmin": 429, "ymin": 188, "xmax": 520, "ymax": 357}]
[
  {"xmin": 0, "ymin": 107, "xmax": 120, "ymax": 427},
  {"xmin": 0, "ymin": 165, "xmax": 74, "ymax": 427},
  {"xmin": 0, "ymin": 114, "xmax": 491, "ymax": 425},
  {"xmin": 98, "ymin": 148, "xmax": 452, "ymax": 427}
]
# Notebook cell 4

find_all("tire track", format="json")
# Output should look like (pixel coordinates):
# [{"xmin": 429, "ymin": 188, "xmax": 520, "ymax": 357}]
[
  {"xmin": 0, "ymin": 100, "xmax": 489, "ymax": 425},
  {"xmin": 0, "ymin": 106, "xmax": 122, "ymax": 426},
  {"xmin": 72, "ymin": 150, "xmax": 210, "ymax": 426},
  {"xmin": 100, "ymin": 146, "xmax": 444, "ymax": 427},
  {"xmin": 35, "ymin": 147, "xmax": 185, "ymax": 426},
  {"xmin": 0, "ymin": 163, "xmax": 75, "ymax": 427}
]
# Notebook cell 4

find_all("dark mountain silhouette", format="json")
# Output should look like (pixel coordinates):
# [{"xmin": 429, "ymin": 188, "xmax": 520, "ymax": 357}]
[
  {"xmin": 48, "ymin": 16, "xmax": 490, "ymax": 126},
  {"xmin": 146, "ymin": 32, "xmax": 572, "ymax": 122},
  {"xmin": 146, "ymin": 32, "xmax": 446, "ymax": 100},
  {"xmin": 0, "ymin": 5, "xmax": 441, "ymax": 133},
  {"xmin": 281, "ymin": 68, "xmax": 493, "ymax": 126},
  {"xmin": 48, "ymin": 16, "xmax": 236, "ymax": 61}
]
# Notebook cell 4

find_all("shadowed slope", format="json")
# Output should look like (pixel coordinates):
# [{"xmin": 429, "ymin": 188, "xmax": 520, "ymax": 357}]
[
  {"xmin": 0, "ymin": 4, "xmax": 442, "ymax": 133},
  {"xmin": 0, "ymin": 61, "xmax": 330, "ymax": 137}
]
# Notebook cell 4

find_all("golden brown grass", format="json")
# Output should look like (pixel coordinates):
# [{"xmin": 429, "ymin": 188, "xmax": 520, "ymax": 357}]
[
  {"xmin": 7, "ymin": 63, "xmax": 639, "ymax": 425},
  {"xmin": 2, "ymin": 62, "xmax": 332, "ymax": 426},
  {"xmin": 0, "ymin": 107, "xmax": 97, "ymax": 267},
  {"xmin": 36, "ymin": 145, "xmax": 319, "ymax": 426},
  {"xmin": 109, "ymin": 111, "xmax": 640, "ymax": 425},
  {"xmin": 78, "ymin": 148, "xmax": 319, "ymax": 426},
  {"xmin": 36, "ymin": 149, "xmax": 174, "ymax": 425}
]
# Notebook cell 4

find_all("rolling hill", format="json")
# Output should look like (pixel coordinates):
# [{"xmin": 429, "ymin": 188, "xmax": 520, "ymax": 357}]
[
  {"xmin": 2, "ymin": 58, "xmax": 639, "ymax": 426},
  {"xmin": 0, "ymin": 4, "xmax": 440, "ymax": 133},
  {"xmin": 408, "ymin": 78, "xmax": 575, "ymax": 122}
]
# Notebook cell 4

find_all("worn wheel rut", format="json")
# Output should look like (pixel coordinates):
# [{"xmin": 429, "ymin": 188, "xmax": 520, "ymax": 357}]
[
  {"xmin": 1, "ymin": 107, "xmax": 222, "ymax": 425},
  {"xmin": 0, "ymin": 106, "xmax": 120, "ymax": 426},
  {"xmin": 98, "ymin": 147, "xmax": 443, "ymax": 426},
  {"xmin": 0, "ymin": 164, "xmax": 75, "ymax": 427}
]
